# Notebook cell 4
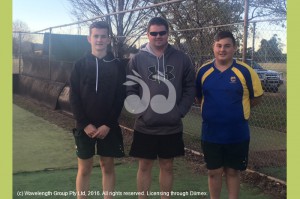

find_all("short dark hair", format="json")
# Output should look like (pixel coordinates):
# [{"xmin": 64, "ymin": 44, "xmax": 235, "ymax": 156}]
[
  {"xmin": 214, "ymin": 31, "xmax": 236, "ymax": 46},
  {"xmin": 147, "ymin": 17, "xmax": 169, "ymax": 33},
  {"xmin": 89, "ymin": 21, "xmax": 110, "ymax": 36}
]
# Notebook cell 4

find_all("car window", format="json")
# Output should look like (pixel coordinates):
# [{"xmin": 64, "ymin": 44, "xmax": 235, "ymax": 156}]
[{"xmin": 245, "ymin": 60, "xmax": 264, "ymax": 70}]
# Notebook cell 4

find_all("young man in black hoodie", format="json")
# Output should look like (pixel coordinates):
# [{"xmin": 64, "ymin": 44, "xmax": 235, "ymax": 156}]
[
  {"xmin": 69, "ymin": 21, "xmax": 125, "ymax": 199},
  {"xmin": 125, "ymin": 17, "xmax": 195, "ymax": 199}
]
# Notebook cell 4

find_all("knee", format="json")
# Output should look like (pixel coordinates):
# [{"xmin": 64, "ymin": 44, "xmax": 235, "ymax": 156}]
[
  {"xmin": 139, "ymin": 165, "xmax": 151, "ymax": 173},
  {"xmin": 100, "ymin": 158, "xmax": 114, "ymax": 174},
  {"xmin": 78, "ymin": 166, "xmax": 93, "ymax": 177},
  {"xmin": 224, "ymin": 168, "xmax": 240, "ymax": 178},
  {"xmin": 207, "ymin": 168, "xmax": 223, "ymax": 178},
  {"xmin": 159, "ymin": 159, "xmax": 173, "ymax": 174},
  {"xmin": 138, "ymin": 159, "xmax": 154, "ymax": 173}
]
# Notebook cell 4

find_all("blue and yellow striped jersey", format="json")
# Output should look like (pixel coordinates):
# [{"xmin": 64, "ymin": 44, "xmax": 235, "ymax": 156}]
[{"xmin": 195, "ymin": 59, "xmax": 263, "ymax": 143}]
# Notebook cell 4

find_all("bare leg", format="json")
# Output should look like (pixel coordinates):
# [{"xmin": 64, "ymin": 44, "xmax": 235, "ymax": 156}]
[
  {"xmin": 137, "ymin": 158, "xmax": 154, "ymax": 199},
  {"xmin": 100, "ymin": 156, "xmax": 115, "ymax": 199},
  {"xmin": 158, "ymin": 158, "xmax": 174, "ymax": 199},
  {"xmin": 76, "ymin": 158, "xmax": 94, "ymax": 199},
  {"xmin": 225, "ymin": 168, "xmax": 240, "ymax": 199},
  {"xmin": 207, "ymin": 167, "xmax": 224, "ymax": 199}
]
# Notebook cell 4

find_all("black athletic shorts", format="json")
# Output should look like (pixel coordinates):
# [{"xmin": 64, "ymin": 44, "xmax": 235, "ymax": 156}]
[
  {"xmin": 201, "ymin": 140, "xmax": 249, "ymax": 171},
  {"xmin": 73, "ymin": 126, "xmax": 124, "ymax": 159},
  {"xmin": 129, "ymin": 130, "xmax": 185, "ymax": 159}
]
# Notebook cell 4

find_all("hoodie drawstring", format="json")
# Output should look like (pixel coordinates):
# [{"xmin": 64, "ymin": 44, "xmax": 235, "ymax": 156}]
[
  {"xmin": 156, "ymin": 54, "xmax": 166, "ymax": 82},
  {"xmin": 96, "ymin": 57, "xmax": 99, "ymax": 93},
  {"xmin": 163, "ymin": 54, "xmax": 165, "ymax": 81},
  {"xmin": 145, "ymin": 43, "xmax": 166, "ymax": 82},
  {"xmin": 156, "ymin": 57, "xmax": 160, "ymax": 82}
]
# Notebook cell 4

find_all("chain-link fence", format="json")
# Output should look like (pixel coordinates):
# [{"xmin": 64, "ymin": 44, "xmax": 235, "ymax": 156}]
[
  {"xmin": 13, "ymin": 1, "xmax": 286, "ymax": 182},
  {"xmin": 118, "ymin": 19, "xmax": 286, "ymax": 181}
]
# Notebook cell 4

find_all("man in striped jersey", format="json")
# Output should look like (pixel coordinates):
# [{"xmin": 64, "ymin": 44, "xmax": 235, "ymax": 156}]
[{"xmin": 195, "ymin": 31, "xmax": 263, "ymax": 199}]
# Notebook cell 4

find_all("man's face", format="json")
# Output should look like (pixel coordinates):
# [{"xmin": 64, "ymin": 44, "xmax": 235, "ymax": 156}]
[
  {"xmin": 88, "ymin": 28, "xmax": 110, "ymax": 53},
  {"xmin": 147, "ymin": 25, "xmax": 168, "ymax": 49},
  {"xmin": 213, "ymin": 37, "xmax": 237, "ymax": 63}
]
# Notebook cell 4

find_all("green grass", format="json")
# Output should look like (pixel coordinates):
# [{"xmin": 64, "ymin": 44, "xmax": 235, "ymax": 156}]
[
  {"xmin": 260, "ymin": 63, "xmax": 286, "ymax": 74},
  {"xmin": 13, "ymin": 104, "xmax": 274, "ymax": 199},
  {"xmin": 257, "ymin": 167, "xmax": 286, "ymax": 182},
  {"xmin": 13, "ymin": 105, "xmax": 77, "ymax": 173},
  {"xmin": 182, "ymin": 109, "xmax": 286, "ymax": 152},
  {"xmin": 13, "ymin": 163, "xmax": 273, "ymax": 199},
  {"xmin": 182, "ymin": 103, "xmax": 286, "ymax": 181},
  {"xmin": 250, "ymin": 94, "xmax": 286, "ymax": 133},
  {"xmin": 121, "ymin": 98, "xmax": 286, "ymax": 181},
  {"xmin": 250, "ymin": 126, "xmax": 286, "ymax": 151}
]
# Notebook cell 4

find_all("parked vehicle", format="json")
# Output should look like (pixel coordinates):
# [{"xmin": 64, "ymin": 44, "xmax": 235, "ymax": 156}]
[
  {"xmin": 198, "ymin": 58, "xmax": 284, "ymax": 93},
  {"xmin": 243, "ymin": 60, "xmax": 283, "ymax": 93}
]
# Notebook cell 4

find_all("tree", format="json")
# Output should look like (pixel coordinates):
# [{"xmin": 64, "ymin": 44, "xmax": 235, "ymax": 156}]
[
  {"xmin": 13, "ymin": 20, "xmax": 33, "ymax": 57},
  {"xmin": 249, "ymin": 0, "xmax": 287, "ymax": 20},
  {"xmin": 67, "ymin": 0, "xmax": 286, "ymax": 61},
  {"xmin": 67, "ymin": 0, "xmax": 153, "ymax": 57},
  {"xmin": 13, "ymin": 20, "xmax": 30, "ymax": 32},
  {"xmin": 256, "ymin": 34, "xmax": 283, "ymax": 62}
]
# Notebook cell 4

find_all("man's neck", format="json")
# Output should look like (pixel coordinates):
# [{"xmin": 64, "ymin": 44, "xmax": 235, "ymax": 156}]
[
  {"xmin": 92, "ymin": 50, "xmax": 107, "ymax": 59},
  {"xmin": 149, "ymin": 44, "xmax": 167, "ymax": 57},
  {"xmin": 214, "ymin": 59, "xmax": 233, "ymax": 72}
]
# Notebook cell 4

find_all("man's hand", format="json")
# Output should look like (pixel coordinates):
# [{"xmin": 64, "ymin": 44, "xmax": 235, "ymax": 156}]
[
  {"xmin": 84, "ymin": 124, "xmax": 97, "ymax": 138},
  {"xmin": 92, "ymin": 125, "xmax": 110, "ymax": 139},
  {"xmin": 194, "ymin": 97, "xmax": 202, "ymax": 106},
  {"xmin": 250, "ymin": 96, "xmax": 262, "ymax": 107}
]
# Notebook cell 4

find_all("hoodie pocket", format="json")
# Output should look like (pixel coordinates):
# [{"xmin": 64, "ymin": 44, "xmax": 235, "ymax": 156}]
[{"xmin": 140, "ymin": 105, "xmax": 181, "ymax": 127}]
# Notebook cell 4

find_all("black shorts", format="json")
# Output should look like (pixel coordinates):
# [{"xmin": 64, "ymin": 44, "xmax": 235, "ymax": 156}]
[
  {"xmin": 129, "ymin": 130, "xmax": 185, "ymax": 159},
  {"xmin": 201, "ymin": 140, "xmax": 249, "ymax": 171},
  {"xmin": 73, "ymin": 126, "xmax": 125, "ymax": 159}
]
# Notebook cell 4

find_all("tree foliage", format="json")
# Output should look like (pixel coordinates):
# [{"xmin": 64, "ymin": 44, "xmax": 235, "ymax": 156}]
[
  {"xmin": 67, "ymin": 0, "xmax": 154, "ymax": 57},
  {"xmin": 255, "ymin": 34, "xmax": 284, "ymax": 62},
  {"xmin": 13, "ymin": 20, "xmax": 33, "ymax": 57},
  {"xmin": 148, "ymin": 0, "xmax": 244, "ymax": 65},
  {"xmin": 249, "ymin": 0, "xmax": 287, "ymax": 20},
  {"xmin": 13, "ymin": 20, "xmax": 31, "ymax": 40},
  {"xmin": 67, "ymin": 0, "xmax": 286, "ymax": 61}
]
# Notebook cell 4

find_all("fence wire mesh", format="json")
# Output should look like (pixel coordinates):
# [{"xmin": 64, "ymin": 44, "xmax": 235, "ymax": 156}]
[{"xmin": 13, "ymin": 2, "xmax": 286, "ymax": 182}]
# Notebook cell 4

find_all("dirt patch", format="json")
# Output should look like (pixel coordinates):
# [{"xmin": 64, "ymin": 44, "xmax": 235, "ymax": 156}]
[
  {"xmin": 249, "ymin": 150, "xmax": 286, "ymax": 168},
  {"xmin": 13, "ymin": 95, "xmax": 74, "ymax": 132},
  {"xmin": 13, "ymin": 94, "xmax": 286, "ymax": 199}
]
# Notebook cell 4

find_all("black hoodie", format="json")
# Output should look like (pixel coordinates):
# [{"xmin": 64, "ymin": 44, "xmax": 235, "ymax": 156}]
[{"xmin": 69, "ymin": 52, "xmax": 126, "ymax": 130}]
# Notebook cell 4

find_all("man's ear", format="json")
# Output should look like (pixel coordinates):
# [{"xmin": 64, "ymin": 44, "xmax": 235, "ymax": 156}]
[{"xmin": 87, "ymin": 35, "xmax": 91, "ymax": 44}]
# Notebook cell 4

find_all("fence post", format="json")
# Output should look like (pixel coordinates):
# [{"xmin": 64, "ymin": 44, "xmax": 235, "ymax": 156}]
[
  {"xmin": 242, "ymin": 0, "xmax": 249, "ymax": 62},
  {"xmin": 18, "ymin": 32, "xmax": 22, "ymax": 74},
  {"xmin": 251, "ymin": 22, "xmax": 256, "ymax": 61},
  {"xmin": 49, "ymin": 28, "xmax": 52, "ymax": 80}
]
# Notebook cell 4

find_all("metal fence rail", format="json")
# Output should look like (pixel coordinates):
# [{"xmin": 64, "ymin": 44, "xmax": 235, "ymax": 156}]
[{"xmin": 13, "ymin": 1, "xmax": 286, "ymax": 182}]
